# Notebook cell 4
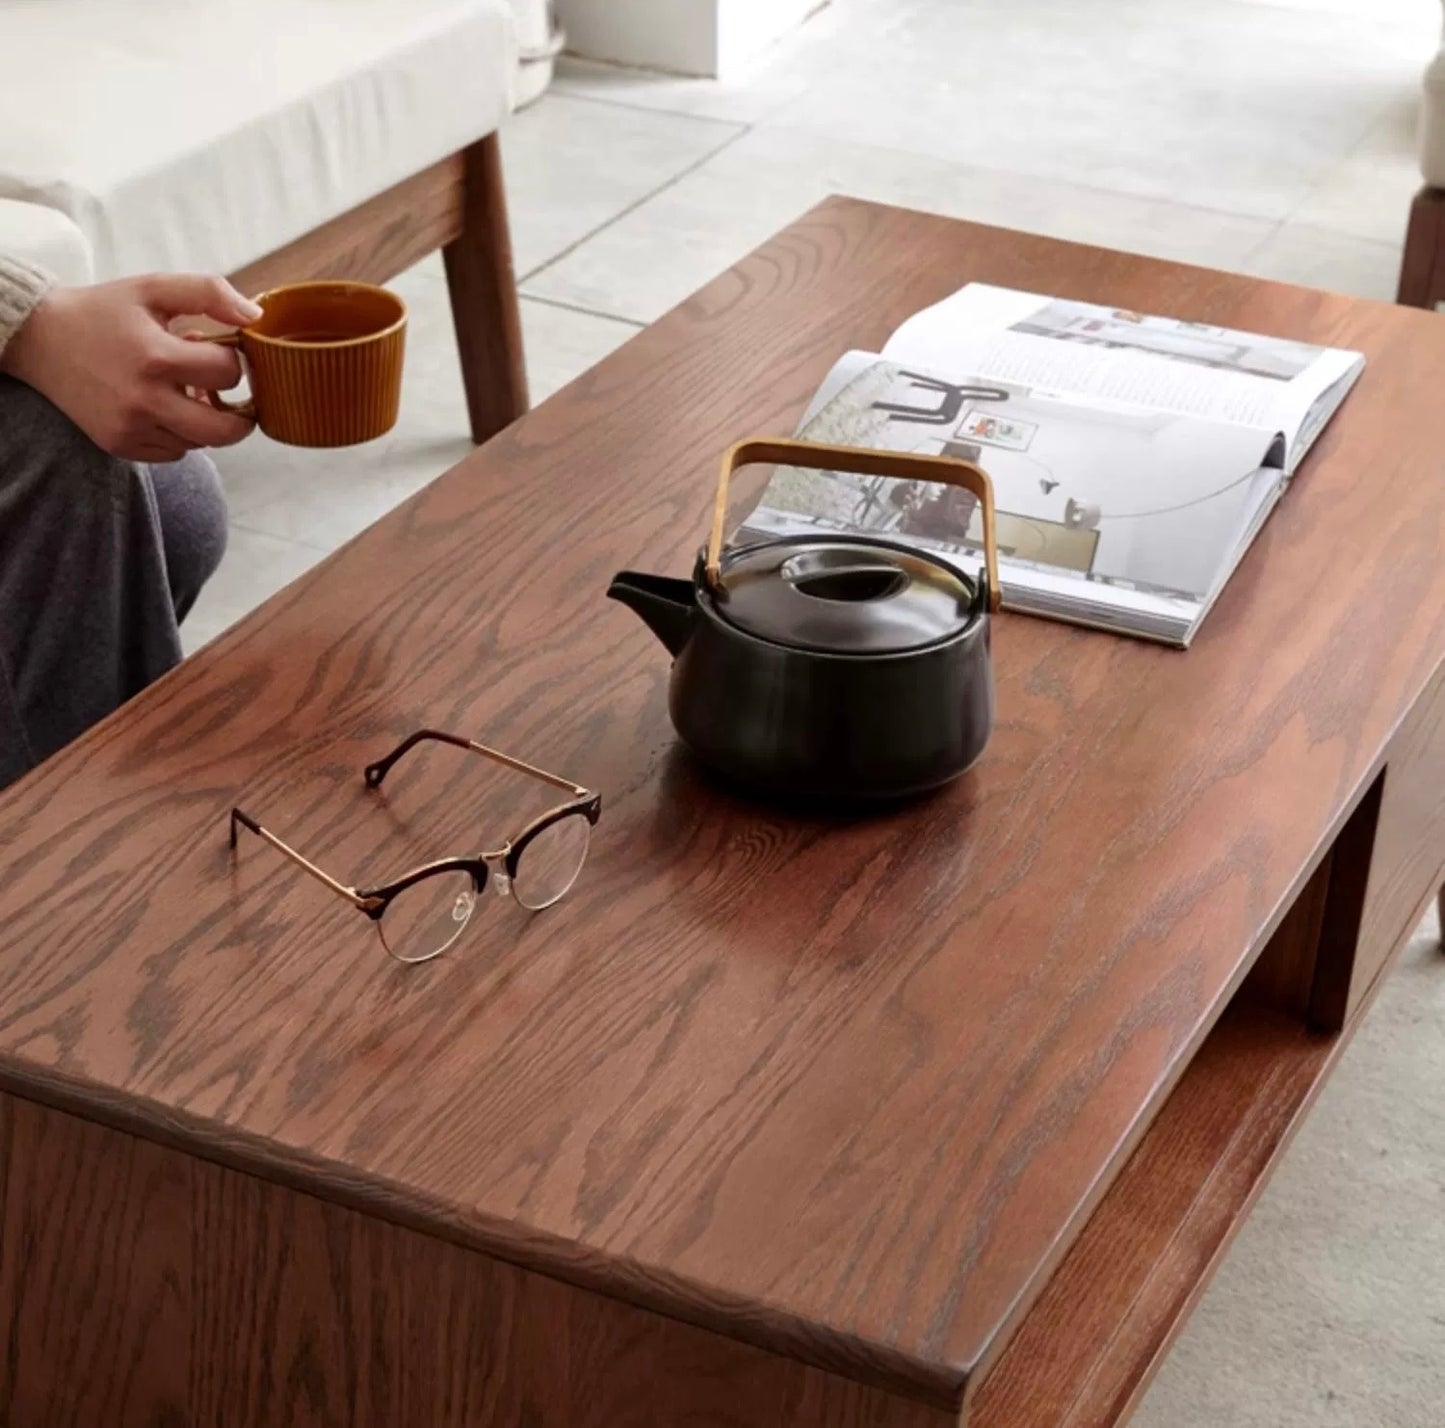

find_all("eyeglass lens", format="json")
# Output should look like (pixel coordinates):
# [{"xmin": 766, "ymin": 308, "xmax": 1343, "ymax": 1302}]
[
  {"xmin": 379, "ymin": 870, "xmax": 479, "ymax": 964},
  {"xmin": 512, "ymin": 813, "xmax": 591, "ymax": 911}
]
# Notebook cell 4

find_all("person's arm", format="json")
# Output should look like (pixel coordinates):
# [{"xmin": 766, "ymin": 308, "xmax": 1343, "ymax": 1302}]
[{"xmin": 0, "ymin": 261, "xmax": 262, "ymax": 464}]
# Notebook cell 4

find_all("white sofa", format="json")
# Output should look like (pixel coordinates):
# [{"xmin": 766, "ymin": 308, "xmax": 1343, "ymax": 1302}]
[{"xmin": 0, "ymin": 0, "xmax": 535, "ymax": 441}]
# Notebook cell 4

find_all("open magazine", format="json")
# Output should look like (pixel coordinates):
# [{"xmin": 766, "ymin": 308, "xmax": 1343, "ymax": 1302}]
[{"xmin": 735, "ymin": 285, "xmax": 1365, "ymax": 645}]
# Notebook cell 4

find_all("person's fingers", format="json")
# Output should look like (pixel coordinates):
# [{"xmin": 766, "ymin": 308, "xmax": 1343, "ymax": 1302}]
[
  {"xmin": 141, "ymin": 273, "xmax": 263, "ymax": 327},
  {"xmin": 148, "ymin": 330, "xmax": 244, "ymax": 391},
  {"xmin": 152, "ymin": 388, "xmax": 254, "ymax": 450}
]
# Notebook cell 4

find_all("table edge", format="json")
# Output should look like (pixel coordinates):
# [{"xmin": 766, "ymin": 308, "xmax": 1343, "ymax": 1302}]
[{"xmin": 0, "ymin": 1056, "xmax": 969, "ymax": 1411}]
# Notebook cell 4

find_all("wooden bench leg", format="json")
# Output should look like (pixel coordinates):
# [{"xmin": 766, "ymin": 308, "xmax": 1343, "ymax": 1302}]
[
  {"xmin": 443, "ymin": 132, "xmax": 530, "ymax": 444},
  {"xmin": 1398, "ymin": 187, "xmax": 1445, "ymax": 309}
]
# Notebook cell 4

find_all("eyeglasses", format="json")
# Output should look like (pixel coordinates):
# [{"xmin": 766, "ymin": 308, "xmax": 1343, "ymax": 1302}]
[{"xmin": 230, "ymin": 729, "xmax": 601, "ymax": 963}]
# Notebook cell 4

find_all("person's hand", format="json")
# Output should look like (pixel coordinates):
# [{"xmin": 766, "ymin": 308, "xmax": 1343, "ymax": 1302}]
[{"xmin": 0, "ymin": 273, "xmax": 263, "ymax": 462}]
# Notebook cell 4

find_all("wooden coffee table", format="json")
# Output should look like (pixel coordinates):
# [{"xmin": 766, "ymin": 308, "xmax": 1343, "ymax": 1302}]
[{"xmin": 2, "ymin": 199, "xmax": 1443, "ymax": 1428}]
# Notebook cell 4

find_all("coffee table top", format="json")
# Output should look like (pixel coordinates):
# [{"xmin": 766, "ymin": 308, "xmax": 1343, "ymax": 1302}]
[{"xmin": 2, "ymin": 199, "xmax": 1443, "ymax": 1412}]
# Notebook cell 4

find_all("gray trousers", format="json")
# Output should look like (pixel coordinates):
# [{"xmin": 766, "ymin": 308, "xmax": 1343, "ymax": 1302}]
[{"xmin": 0, "ymin": 375, "xmax": 228, "ymax": 790}]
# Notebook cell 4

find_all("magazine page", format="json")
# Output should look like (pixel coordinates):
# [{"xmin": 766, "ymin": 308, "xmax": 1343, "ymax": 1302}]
[
  {"xmin": 883, "ymin": 285, "xmax": 1362, "ymax": 468},
  {"xmin": 736, "ymin": 356, "xmax": 1284, "ymax": 643}
]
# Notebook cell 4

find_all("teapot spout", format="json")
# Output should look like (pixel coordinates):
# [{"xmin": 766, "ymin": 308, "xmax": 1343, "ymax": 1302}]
[{"xmin": 607, "ymin": 572, "xmax": 696, "ymax": 658}]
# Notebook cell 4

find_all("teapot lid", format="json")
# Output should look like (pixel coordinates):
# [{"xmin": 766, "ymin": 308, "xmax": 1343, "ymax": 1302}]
[{"xmin": 710, "ymin": 536, "xmax": 981, "ymax": 655}]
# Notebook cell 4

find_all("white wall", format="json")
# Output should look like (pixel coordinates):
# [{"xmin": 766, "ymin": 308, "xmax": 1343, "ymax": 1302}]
[
  {"xmin": 717, "ymin": 0, "xmax": 827, "ymax": 74},
  {"xmin": 558, "ymin": 0, "xmax": 827, "ymax": 77},
  {"xmin": 557, "ymin": 0, "xmax": 716, "ymax": 75}
]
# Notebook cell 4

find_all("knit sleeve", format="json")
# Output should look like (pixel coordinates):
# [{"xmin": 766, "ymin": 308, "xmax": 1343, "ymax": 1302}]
[{"xmin": 0, "ymin": 252, "xmax": 56, "ymax": 361}]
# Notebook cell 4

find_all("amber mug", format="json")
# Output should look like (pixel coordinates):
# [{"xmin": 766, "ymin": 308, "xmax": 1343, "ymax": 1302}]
[{"xmin": 206, "ymin": 281, "xmax": 406, "ymax": 447}]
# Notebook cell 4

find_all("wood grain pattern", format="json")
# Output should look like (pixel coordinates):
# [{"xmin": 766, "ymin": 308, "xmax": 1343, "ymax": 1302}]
[
  {"xmin": 0, "ymin": 200, "xmax": 1443, "ymax": 1413},
  {"xmin": 443, "ymin": 133, "xmax": 530, "ymax": 443},
  {"xmin": 969, "ymin": 774, "xmax": 1402, "ymax": 1427},
  {"xmin": 1396, "ymin": 186, "xmax": 1445, "ymax": 308},
  {"xmin": 0, "ymin": 1092, "xmax": 953, "ymax": 1428},
  {"xmin": 0, "ymin": 1094, "xmax": 190, "ymax": 1425},
  {"xmin": 228, "ymin": 153, "xmax": 465, "ymax": 297},
  {"xmin": 969, "ymin": 1000, "xmax": 1373, "ymax": 1428}
]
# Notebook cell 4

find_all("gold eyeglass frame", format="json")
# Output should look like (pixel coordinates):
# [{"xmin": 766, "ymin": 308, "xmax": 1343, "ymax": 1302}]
[{"xmin": 230, "ymin": 729, "xmax": 601, "ymax": 961}]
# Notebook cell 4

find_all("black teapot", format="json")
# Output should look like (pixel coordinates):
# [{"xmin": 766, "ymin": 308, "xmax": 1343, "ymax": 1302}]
[{"xmin": 608, "ymin": 439, "xmax": 1000, "ymax": 803}]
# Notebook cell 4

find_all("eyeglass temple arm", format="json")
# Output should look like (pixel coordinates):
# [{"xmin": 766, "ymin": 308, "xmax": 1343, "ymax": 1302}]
[
  {"xmin": 363, "ymin": 729, "xmax": 589, "ymax": 797},
  {"xmin": 230, "ymin": 808, "xmax": 373, "ymax": 910}
]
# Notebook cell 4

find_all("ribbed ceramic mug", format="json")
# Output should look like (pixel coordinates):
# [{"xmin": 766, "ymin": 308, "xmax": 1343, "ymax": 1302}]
[{"xmin": 208, "ymin": 281, "xmax": 406, "ymax": 447}]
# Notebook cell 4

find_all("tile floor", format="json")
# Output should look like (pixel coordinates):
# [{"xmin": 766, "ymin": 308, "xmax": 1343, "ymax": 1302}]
[
  {"xmin": 194, "ymin": 0, "xmax": 1433, "ymax": 648},
  {"xmin": 193, "ymin": 3, "xmax": 1445, "ymax": 1422}
]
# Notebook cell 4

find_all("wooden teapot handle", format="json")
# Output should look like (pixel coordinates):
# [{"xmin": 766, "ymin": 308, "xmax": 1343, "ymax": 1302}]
[{"xmin": 706, "ymin": 438, "xmax": 1001, "ymax": 612}]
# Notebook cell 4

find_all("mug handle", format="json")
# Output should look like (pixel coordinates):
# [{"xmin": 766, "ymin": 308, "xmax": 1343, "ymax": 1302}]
[
  {"xmin": 706, "ymin": 437, "xmax": 1001, "ymax": 612},
  {"xmin": 195, "ymin": 331, "xmax": 256, "ymax": 419}
]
